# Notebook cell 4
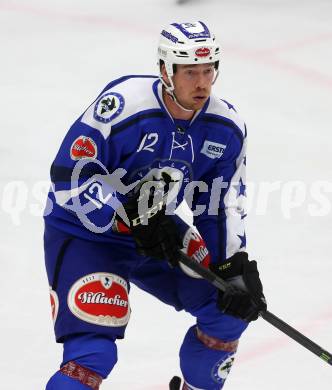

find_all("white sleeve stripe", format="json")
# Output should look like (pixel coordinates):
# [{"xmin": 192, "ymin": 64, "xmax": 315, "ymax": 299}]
[{"xmin": 52, "ymin": 179, "xmax": 95, "ymax": 206}]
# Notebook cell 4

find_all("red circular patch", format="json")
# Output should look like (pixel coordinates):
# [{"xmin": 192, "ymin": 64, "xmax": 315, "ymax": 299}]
[
  {"xmin": 75, "ymin": 281, "xmax": 128, "ymax": 318},
  {"xmin": 180, "ymin": 229, "xmax": 211, "ymax": 278},
  {"xmin": 185, "ymin": 230, "xmax": 211, "ymax": 269},
  {"xmin": 68, "ymin": 273, "xmax": 130, "ymax": 327},
  {"xmin": 50, "ymin": 288, "xmax": 59, "ymax": 323},
  {"xmin": 195, "ymin": 47, "xmax": 211, "ymax": 58},
  {"xmin": 70, "ymin": 136, "xmax": 97, "ymax": 160}
]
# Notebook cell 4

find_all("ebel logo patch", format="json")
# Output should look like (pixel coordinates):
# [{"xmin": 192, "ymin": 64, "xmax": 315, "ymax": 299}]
[
  {"xmin": 212, "ymin": 353, "xmax": 235, "ymax": 384},
  {"xmin": 94, "ymin": 92, "xmax": 125, "ymax": 123},
  {"xmin": 200, "ymin": 140, "xmax": 226, "ymax": 159}
]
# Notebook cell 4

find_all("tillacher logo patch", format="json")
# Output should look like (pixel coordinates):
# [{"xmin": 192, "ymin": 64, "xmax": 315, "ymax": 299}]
[
  {"xmin": 70, "ymin": 136, "xmax": 97, "ymax": 160},
  {"xmin": 94, "ymin": 92, "xmax": 125, "ymax": 123},
  {"xmin": 200, "ymin": 140, "xmax": 226, "ymax": 159},
  {"xmin": 180, "ymin": 228, "xmax": 211, "ymax": 278},
  {"xmin": 68, "ymin": 273, "xmax": 130, "ymax": 327}
]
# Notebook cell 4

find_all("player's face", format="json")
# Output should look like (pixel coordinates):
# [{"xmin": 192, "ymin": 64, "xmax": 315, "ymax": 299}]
[{"xmin": 172, "ymin": 63, "xmax": 215, "ymax": 110}]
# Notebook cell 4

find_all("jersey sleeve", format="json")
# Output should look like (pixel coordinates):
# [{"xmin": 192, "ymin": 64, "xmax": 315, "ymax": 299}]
[
  {"xmin": 46, "ymin": 96, "xmax": 129, "ymax": 236},
  {"xmin": 191, "ymin": 126, "xmax": 247, "ymax": 264},
  {"xmin": 45, "ymin": 76, "xmax": 161, "ymax": 238}
]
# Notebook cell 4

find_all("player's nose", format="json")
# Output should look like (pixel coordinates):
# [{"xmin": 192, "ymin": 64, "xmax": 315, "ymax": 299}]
[{"xmin": 195, "ymin": 72, "xmax": 208, "ymax": 89}]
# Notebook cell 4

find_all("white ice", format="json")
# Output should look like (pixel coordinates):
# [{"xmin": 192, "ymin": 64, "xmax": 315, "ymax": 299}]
[{"xmin": 0, "ymin": 0, "xmax": 331, "ymax": 389}]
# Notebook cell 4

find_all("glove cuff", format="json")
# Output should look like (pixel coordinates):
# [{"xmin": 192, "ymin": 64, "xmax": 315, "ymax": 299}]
[{"xmin": 209, "ymin": 251, "xmax": 249, "ymax": 279}]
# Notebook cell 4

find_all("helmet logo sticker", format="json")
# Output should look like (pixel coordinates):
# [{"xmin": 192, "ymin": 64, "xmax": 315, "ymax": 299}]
[
  {"xmin": 195, "ymin": 47, "xmax": 211, "ymax": 58},
  {"xmin": 94, "ymin": 92, "xmax": 125, "ymax": 123},
  {"xmin": 161, "ymin": 30, "xmax": 178, "ymax": 43},
  {"xmin": 172, "ymin": 21, "xmax": 211, "ymax": 39}
]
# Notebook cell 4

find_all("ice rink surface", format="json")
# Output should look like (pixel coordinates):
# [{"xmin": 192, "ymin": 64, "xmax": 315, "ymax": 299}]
[{"xmin": 0, "ymin": 0, "xmax": 332, "ymax": 388}]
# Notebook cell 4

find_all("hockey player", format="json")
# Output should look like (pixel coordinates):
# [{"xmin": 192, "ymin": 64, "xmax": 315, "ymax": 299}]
[{"xmin": 44, "ymin": 21, "xmax": 266, "ymax": 389}]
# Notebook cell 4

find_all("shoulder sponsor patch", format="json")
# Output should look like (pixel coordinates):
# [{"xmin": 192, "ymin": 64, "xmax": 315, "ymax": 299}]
[
  {"xmin": 67, "ymin": 273, "xmax": 130, "ymax": 327},
  {"xmin": 70, "ymin": 136, "xmax": 97, "ymax": 160},
  {"xmin": 94, "ymin": 92, "xmax": 125, "ymax": 123},
  {"xmin": 200, "ymin": 140, "xmax": 226, "ymax": 159}
]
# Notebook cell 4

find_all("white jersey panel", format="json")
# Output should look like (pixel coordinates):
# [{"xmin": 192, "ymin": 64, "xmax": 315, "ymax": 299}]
[
  {"xmin": 224, "ymin": 137, "xmax": 247, "ymax": 258},
  {"xmin": 206, "ymin": 95, "xmax": 246, "ymax": 137},
  {"xmin": 81, "ymin": 77, "xmax": 160, "ymax": 139}
]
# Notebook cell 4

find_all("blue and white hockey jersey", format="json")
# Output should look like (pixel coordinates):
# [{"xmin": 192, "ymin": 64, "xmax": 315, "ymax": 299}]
[{"xmin": 44, "ymin": 75, "xmax": 247, "ymax": 263}]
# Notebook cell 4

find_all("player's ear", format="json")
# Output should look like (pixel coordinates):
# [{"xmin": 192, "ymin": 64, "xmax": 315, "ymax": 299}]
[{"xmin": 161, "ymin": 63, "xmax": 170, "ymax": 85}]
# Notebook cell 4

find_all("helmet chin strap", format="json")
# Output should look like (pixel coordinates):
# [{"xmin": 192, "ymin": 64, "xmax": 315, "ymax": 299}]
[
  {"xmin": 171, "ymin": 92, "xmax": 195, "ymax": 113},
  {"xmin": 159, "ymin": 76, "xmax": 194, "ymax": 113}
]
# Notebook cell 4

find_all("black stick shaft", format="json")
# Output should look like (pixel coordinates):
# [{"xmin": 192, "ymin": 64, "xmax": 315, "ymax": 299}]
[
  {"xmin": 260, "ymin": 310, "xmax": 332, "ymax": 365},
  {"xmin": 177, "ymin": 251, "xmax": 332, "ymax": 366}
]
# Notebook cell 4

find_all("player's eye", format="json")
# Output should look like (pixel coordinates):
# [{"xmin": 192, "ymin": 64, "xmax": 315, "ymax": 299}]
[
  {"xmin": 204, "ymin": 68, "xmax": 214, "ymax": 75},
  {"xmin": 185, "ymin": 69, "xmax": 194, "ymax": 76}
]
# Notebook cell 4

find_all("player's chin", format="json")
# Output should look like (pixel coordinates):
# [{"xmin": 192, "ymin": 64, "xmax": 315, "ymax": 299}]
[{"xmin": 191, "ymin": 97, "xmax": 208, "ymax": 109}]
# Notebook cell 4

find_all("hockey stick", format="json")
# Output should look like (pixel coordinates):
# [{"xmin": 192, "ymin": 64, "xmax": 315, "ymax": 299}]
[{"xmin": 177, "ymin": 251, "xmax": 332, "ymax": 366}]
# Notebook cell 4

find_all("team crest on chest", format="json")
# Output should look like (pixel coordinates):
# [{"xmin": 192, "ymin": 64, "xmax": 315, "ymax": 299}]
[
  {"xmin": 129, "ymin": 159, "xmax": 192, "ymax": 206},
  {"xmin": 94, "ymin": 92, "xmax": 125, "ymax": 123}
]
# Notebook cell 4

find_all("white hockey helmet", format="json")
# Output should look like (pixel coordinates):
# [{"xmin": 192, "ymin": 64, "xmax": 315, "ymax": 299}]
[{"xmin": 158, "ymin": 21, "xmax": 221, "ymax": 93}]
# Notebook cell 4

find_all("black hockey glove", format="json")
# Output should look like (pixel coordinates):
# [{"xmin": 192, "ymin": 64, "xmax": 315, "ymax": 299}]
[
  {"xmin": 122, "ymin": 177, "xmax": 183, "ymax": 265},
  {"xmin": 209, "ymin": 252, "xmax": 267, "ymax": 322}
]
